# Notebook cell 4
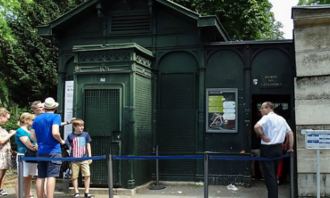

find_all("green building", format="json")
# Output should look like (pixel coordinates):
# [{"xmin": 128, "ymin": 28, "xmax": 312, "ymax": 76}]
[{"xmin": 39, "ymin": 0, "xmax": 295, "ymax": 188}]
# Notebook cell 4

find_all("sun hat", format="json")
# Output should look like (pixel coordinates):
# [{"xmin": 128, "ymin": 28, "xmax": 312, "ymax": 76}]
[{"xmin": 44, "ymin": 97, "xmax": 59, "ymax": 110}]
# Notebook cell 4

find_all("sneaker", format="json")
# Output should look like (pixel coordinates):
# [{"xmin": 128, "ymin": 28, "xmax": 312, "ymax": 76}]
[
  {"xmin": 226, "ymin": 184, "xmax": 238, "ymax": 191},
  {"xmin": 73, "ymin": 193, "xmax": 80, "ymax": 197},
  {"xmin": 0, "ymin": 189, "xmax": 8, "ymax": 196},
  {"xmin": 84, "ymin": 193, "xmax": 94, "ymax": 198}
]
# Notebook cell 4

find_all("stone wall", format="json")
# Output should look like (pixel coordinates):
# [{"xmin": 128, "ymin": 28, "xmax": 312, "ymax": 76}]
[{"xmin": 293, "ymin": 6, "xmax": 330, "ymax": 197}]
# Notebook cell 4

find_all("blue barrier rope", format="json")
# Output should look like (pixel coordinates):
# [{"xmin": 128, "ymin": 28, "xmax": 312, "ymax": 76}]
[
  {"xmin": 21, "ymin": 155, "xmax": 106, "ymax": 162},
  {"xmin": 209, "ymin": 153, "xmax": 290, "ymax": 161},
  {"xmin": 20, "ymin": 153, "xmax": 290, "ymax": 162},
  {"xmin": 112, "ymin": 153, "xmax": 290, "ymax": 161},
  {"xmin": 112, "ymin": 155, "xmax": 204, "ymax": 160}
]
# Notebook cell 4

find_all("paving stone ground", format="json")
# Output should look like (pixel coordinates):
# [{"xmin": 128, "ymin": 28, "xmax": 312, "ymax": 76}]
[{"xmin": 3, "ymin": 178, "xmax": 290, "ymax": 198}]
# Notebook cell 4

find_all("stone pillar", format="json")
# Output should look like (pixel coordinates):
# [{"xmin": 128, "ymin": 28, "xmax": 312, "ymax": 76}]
[{"xmin": 293, "ymin": 6, "xmax": 330, "ymax": 197}]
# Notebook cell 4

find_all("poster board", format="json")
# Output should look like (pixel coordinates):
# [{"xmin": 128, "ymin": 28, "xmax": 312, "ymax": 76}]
[
  {"xmin": 64, "ymin": 81, "xmax": 74, "ymax": 140},
  {"xmin": 206, "ymin": 88, "xmax": 238, "ymax": 133}
]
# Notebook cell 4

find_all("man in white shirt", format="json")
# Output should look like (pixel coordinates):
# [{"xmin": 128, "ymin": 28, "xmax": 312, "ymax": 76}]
[{"xmin": 254, "ymin": 101, "xmax": 294, "ymax": 198}]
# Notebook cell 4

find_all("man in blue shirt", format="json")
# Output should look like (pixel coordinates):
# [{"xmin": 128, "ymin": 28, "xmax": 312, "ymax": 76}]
[{"xmin": 32, "ymin": 97, "xmax": 65, "ymax": 198}]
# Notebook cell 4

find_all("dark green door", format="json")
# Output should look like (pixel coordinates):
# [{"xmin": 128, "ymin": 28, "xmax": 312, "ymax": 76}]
[
  {"xmin": 84, "ymin": 88, "xmax": 121, "ymax": 186},
  {"xmin": 158, "ymin": 73, "xmax": 196, "ymax": 180}
]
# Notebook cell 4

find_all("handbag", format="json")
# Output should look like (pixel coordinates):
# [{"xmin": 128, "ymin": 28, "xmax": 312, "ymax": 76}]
[{"xmin": 24, "ymin": 148, "xmax": 37, "ymax": 163}]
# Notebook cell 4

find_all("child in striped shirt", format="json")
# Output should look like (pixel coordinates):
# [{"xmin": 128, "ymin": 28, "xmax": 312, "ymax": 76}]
[{"xmin": 65, "ymin": 119, "xmax": 93, "ymax": 198}]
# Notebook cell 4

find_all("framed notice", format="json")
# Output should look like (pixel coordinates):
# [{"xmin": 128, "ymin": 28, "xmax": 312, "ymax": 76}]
[
  {"xmin": 206, "ymin": 88, "xmax": 238, "ymax": 133},
  {"xmin": 64, "ymin": 81, "xmax": 74, "ymax": 140}
]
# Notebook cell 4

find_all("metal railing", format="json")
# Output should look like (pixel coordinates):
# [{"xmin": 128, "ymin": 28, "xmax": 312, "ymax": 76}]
[{"xmin": 18, "ymin": 151, "xmax": 295, "ymax": 198}]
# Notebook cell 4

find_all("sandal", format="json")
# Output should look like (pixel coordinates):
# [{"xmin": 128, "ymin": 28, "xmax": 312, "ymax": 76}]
[{"xmin": 73, "ymin": 193, "xmax": 80, "ymax": 197}]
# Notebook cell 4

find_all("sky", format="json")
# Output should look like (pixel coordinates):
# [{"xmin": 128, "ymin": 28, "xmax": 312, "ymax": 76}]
[{"xmin": 269, "ymin": 0, "xmax": 299, "ymax": 39}]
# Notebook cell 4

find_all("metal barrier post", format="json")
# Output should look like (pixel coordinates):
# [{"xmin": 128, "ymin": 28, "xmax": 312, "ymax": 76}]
[
  {"xmin": 156, "ymin": 145, "xmax": 160, "ymax": 186},
  {"xmin": 108, "ymin": 154, "xmax": 114, "ymax": 198},
  {"xmin": 290, "ymin": 152, "xmax": 295, "ymax": 198},
  {"xmin": 204, "ymin": 152, "xmax": 209, "ymax": 198},
  {"xmin": 18, "ymin": 155, "xmax": 24, "ymax": 198},
  {"xmin": 149, "ymin": 145, "xmax": 165, "ymax": 190},
  {"xmin": 316, "ymin": 149, "xmax": 320, "ymax": 198}
]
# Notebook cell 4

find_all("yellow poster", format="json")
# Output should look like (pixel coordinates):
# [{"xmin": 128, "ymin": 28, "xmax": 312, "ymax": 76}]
[{"xmin": 208, "ymin": 95, "xmax": 224, "ymax": 112}]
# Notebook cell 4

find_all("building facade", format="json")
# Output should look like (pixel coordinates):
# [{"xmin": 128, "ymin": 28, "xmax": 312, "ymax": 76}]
[
  {"xmin": 293, "ymin": 6, "xmax": 330, "ymax": 197},
  {"xmin": 40, "ymin": 0, "xmax": 296, "ymax": 188}
]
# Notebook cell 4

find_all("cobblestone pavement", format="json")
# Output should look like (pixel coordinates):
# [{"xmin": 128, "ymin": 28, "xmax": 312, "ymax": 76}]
[{"xmin": 4, "ymin": 180, "xmax": 290, "ymax": 198}]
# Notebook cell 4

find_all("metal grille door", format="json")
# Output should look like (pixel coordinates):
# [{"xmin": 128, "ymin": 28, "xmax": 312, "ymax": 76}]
[
  {"xmin": 158, "ymin": 73, "xmax": 196, "ymax": 179},
  {"xmin": 84, "ymin": 89, "xmax": 121, "ymax": 185}
]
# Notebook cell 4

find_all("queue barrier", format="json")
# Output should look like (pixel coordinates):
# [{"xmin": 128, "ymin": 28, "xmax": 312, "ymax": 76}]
[
  {"xmin": 18, "ymin": 152, "xmax": 294, "ymax": 198},
  {"xmin": 17, "ymin": 155, "xmax": 109, "ymax": 198}
]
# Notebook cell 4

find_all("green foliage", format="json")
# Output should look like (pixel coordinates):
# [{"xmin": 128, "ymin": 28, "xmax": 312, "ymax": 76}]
[
  {"xmin": 299, "ymin": 0, "xmax": 330, "ymax": 4},
  {"xmin": 173, "ymin": 0, "xmax": 283, "ymax": 40},
  {"xmin": 0, "ymin": 79, "xmax": 9, "ymax": 107},
  {"xmin": 3, "ymin": 105, "xmax": 27, "ymax": 131},
  {"xmin": 0, "ymin": 0, "xmax": 82, "ymax": 107},
  {"xmin": 0, "ymin": 0, "xmax": 21, "ymax": 43}
]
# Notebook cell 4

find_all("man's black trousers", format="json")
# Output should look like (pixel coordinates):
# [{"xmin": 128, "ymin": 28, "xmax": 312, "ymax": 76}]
[{"xmin": 261, "ymin": 144, "xmax": 282, "ymax": 198}]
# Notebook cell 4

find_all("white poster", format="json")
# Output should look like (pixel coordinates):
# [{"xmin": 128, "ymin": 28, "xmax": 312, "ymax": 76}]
[
  {"xmin": 64, "ymin": 81, "xmax": 74, "ymax": 140},
  {"xmin": 206, "ymin": 88, "xmax": 238, "ymax": 133}
]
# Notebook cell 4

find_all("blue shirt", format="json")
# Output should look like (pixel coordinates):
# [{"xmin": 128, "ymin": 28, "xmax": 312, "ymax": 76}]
[
  {"xmin": 32, "ymin": 113, "xmax": 62, "ymax": 155},
  {"xmin": 65, "ymin": 132, "xmax": 92, "ymax": 158},
  {"xmin": 15, "ymin": 127, "xmax": 34, "ymax": 154}
]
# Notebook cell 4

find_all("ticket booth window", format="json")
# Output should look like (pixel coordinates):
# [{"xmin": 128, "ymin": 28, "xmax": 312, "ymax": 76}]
[{"xmin": 206, "ymin": 88, "xmax": 238, "ymax": 133}]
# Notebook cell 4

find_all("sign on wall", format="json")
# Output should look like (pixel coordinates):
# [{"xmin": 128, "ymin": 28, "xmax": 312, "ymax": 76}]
[
  {"xmin": 305, "ymin": 130, "xmax": 330, "ymax": 149},
  {"xmin": 64, "ymin": 80, "xmax": 74, "ymax": 140},
  {"xmin": 206, "ymin": 88, "xmax": 238, "ymax": 133}
]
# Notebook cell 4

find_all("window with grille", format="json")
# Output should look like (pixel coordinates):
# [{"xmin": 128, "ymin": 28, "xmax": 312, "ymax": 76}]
[
  {"xmin": 110, "ymin": 12, "xmax": 151, "ymax": 33},
  {"xmin": 84, "ymin": 89, "xmax": 121, "ymax": 136}
]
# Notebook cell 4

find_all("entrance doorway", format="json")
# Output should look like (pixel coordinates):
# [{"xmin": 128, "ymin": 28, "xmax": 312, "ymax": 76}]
[
  {"xmin": 84, "ymin": 88, "xmax": 122, "ymax": 186},
  {"xmin": 251, "ymin": 95, "xmax": 293, "ymax": 184},
  {"xmin": 157, "ymin": 73, "xmax": 197, "ymax": 180}
]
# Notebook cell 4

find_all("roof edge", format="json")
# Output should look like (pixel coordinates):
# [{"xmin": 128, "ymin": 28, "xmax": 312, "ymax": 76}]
[
  {"xmin": 155, "ymin": 0, "xmax": 200, "ymax": 20},
  {"xmin": 198, "ymin": 16, "xmax": 229, "ymax": 41},
  {"xmin": 73, "ymin": 43, "xmax": 154, "ymax": 57},
  {"xmin": 37, "ymin": 0, "xmax": 99, "ymax": 36},
  {"xmin": 205, "ymin": 39, "xmax": 293, "ymax": 46}
]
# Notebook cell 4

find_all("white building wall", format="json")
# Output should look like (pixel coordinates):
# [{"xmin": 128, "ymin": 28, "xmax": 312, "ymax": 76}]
[{"xmin": 293, "ymin": 6, "xmax": 330, "ymax": 197}]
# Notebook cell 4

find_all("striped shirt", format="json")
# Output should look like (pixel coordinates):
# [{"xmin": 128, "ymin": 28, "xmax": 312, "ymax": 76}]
[{"xmin": 66, "ymin": 132, "xmax": 91, "ymax": 158}]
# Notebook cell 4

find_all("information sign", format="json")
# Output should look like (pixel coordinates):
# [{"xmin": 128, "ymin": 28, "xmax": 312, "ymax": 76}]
[
  {"xmin": 64, "ymin": 81, "xmax": 74, "ymax": 139},
  {"xmin": 305, "ymin": 130, "xmax": 330, "ymax": 149}
]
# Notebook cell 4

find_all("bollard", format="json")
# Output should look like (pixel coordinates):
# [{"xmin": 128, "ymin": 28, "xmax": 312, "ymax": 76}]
[
  {"xmin": 108, "ymin": 154, "xmax": 114, "ymax": 198},
  {"xmin": 204, "ymin": 152, "xmax": 209, "ymax": 198},
  {"xmin": 18, "ymin": 155, "xmax": 24, "ymax": 198},
  {"xmin": 149, "ymin": 145, "xmax": 165, "ymax": 190},
  {"xmin": 156, "ymin": 145, "xmax": 159, "ymax": 186},
  {"xmin": 316, "ymin": 149, "xmax": 320, "ymax": 198},
  {"xmin": 290, "ymin": 152, "xmax": 295, "ymax": 198}
]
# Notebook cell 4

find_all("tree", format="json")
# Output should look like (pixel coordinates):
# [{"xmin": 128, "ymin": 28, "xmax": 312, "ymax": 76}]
[
  {"xmin": 173, "ymin": 0, "xmax": 283, "ymax": 40},
  {"xmin": 299, "ymin": 0, "xmax": 330, "ymax": 4},
  {"xmin": 0, "ymin": 0, "xmax": 82, "ymax": 106}
]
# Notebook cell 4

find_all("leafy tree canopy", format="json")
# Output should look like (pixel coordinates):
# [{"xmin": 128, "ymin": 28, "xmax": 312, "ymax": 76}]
[
  {"xmin": 0, "ymin": 0, "xmax": 82, "ymax": 107},
  {"xmin": 173, "ymin": 0, "xmax": 283, "ymax": 40}
]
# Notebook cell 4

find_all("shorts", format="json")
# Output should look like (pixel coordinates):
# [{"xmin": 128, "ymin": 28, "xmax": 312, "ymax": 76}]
[
  {"xmin": 16, "ymin": 154, "xmax": 38, "ymax": 177},
  {"xmin": 71, "ymin": 161, "xmax": 91, "ymax": 179},
  {"xmin": 0, "ymin": 152, "xmax": 11, "ymax": 170},
  {"xmin": 37, "ymin": 153, "xmax": 62, "ymax": 178}
]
